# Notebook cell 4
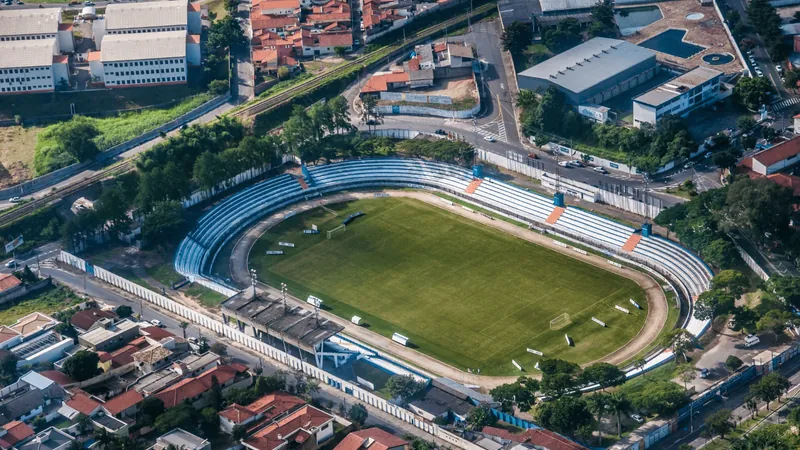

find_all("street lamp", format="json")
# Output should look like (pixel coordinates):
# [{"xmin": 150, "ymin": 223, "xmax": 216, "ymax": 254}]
[{"xmin": 250, "ymin": 269, "xmax": 258, "ymax": 297}]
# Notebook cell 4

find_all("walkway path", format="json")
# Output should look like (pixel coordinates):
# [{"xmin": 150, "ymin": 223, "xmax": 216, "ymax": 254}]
[{"xmin": 225, "ymin": 190, "xmax": 669, "ymax": 389}]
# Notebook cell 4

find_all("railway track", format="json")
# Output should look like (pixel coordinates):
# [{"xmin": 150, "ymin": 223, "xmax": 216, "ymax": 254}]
[
  {"xmin": 231, "ymin": 3, "xmax": 495, "ymax": 119},
  {"xmin": 0, "ymin": 4, "xmax": 494, "ymax": 227}
]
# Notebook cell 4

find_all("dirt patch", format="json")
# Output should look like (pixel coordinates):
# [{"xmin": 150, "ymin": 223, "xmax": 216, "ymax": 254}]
[
  {"xmin": 0, "ymin": 126, "xmax": 39, "ymax": 188},
  {"xmin": 417, "ymin": 77, "xmax": 478, "ymax": 100},
  {"xmin": 623, "ymin": 0, "xmax": 742, "ymax": 74}
]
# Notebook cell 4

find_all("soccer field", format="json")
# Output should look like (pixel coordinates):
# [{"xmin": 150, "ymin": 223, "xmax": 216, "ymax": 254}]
[{"xmin": 249, "ymin": 197, "xmax": 648, "ymax": 376}]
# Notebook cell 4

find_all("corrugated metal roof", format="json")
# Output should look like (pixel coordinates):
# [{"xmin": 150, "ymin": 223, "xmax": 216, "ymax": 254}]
[
  {"xmin": 0, "ymin": 39, "xmax": 56, "ymax": 69},
  {"xmin": 633, "ymin": 66, "xmax": 722, "ymax": 107},
  {"xmin": 101, "ymin": 31, "xmax": 186, "ymax": 62},
  {"xmin": 539, "ymin": 0, "xmax": 596, "ymax": 13},
  {"xmin": 518, "ymin": 37, "xmax": 656, "ymax": 95},
  {"xmin": 104, "ymin": 0, "xmax": 188, "ymax": 31},
  {"xmin": 0, "ymin": 8, "xmax": 60, "ymax": 37}
]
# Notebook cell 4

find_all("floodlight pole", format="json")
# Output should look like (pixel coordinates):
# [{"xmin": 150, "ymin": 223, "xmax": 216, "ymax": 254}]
[
  {"xmin": 281, "ymin": 282, "xmax": 288, "ymax": 310},
  {"xmin": 250, "ymin": 269, "xmax": 258, "ymax": 297}
]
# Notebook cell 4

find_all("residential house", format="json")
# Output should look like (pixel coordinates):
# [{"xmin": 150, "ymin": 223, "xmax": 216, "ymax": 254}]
[
  {"xmin": 155, "ymin": 364, "xmax": 251, "ymax": 409},
  {"xmin": 152, "ymin": 428, "xmax": 210, "ymax": 450},
  {"xmin": 242, "ymin": 404, "xmax": 334, "ymax": 450},
  {"xmin": 70, "ymin": 309, "xmax": 118, "ymax": 333},
  {"xmin": 129, "ymin": 352, "xmax": 220, "ymax": 397},
  {"xmin": 58, "ymin": 390, "xmax": 102, "ymax": 420},
  {"xmin": 219, "ymin": 392, "xmax": 306, "ymax": 433},
  {"xmin": 739, "ymin": 136, "xmax": 800, "ymax": 176},
  {"xmin": 333, "ymin": 428, "xmax": 407, "ymax": 450},
  {"xmin": 0, "ymin": 275, "xmax": 22, "ymax": 299},
  {"xmin": 15, "ymin": 428, "xmax": 74, "ymax": 450},
  {"xmin": 253, "ymin": 0, "xmax": 301, "ymax": 16},
  {"xmin": 408, "ymin": 387, "xmax": 474, "ymax": 423},
  {"xmin": 101, "ymin": 390, "xmax": 143, "ymax": 420},
  {"xmin": 0, "ymin": 421, "xmax": 34, "ymax": 450},
  {"xmin": 479, "ymin": 427, "xmax": 588, "ymax": 450},
  {"xmin": 78, "ymin": 319, "xmax": 139, "ymax": 352}
]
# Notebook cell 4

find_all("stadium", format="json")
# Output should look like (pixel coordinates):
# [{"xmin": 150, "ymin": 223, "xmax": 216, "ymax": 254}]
[{"xmin": 174, "ymin": 157, "xmax": 712, "ymax": 382}]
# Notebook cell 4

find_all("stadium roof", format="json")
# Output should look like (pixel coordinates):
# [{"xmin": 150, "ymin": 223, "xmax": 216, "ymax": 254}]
[
  {"xmin": 0, "ymin": 40, "xmax": 57, "ymax": 69},
  {"xmin": 539, "ymin": 0, "xmax": 596, "ymax": 13},
  {"xmin": 104, "ymin": 0, "xmax": 188, "ymax": 31},
  {"xmin": 633, "ymin": 66, "xmax": 722, "ymax": 107},
  {"xmin": 222, "ymin": 291, "xmax": 343, "ymax": 351},
  {"xmin": 498, "ymin": 0, "xmax": 538, "ymax": 26},
  {"xmin": 0, "ymin": 9, "xmax": 60, "ymax": 37},
  {"xmin": 518, "ymin": 37, "xmax": 655, "ymax": 95},
  {"xmin": 101, "ymin": 31, "xmax": 187, "ymax": 62}
]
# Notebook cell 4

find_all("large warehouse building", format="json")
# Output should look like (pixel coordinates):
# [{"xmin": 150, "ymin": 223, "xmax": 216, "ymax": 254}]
[{"xmin": 517, "ymin": 37, "xmax": 658, "ymax": 105}]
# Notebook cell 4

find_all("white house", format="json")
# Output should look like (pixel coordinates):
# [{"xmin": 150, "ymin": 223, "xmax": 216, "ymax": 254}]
[{"xmin": 632, "ymin": 66, "xmax": 723, "ymax": 127}]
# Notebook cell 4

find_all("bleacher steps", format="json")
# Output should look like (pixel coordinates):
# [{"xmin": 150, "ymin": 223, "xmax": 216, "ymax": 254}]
[
  {"xmin": 621, "ymin": 233, "xmax": 642, "ymax": 252},
  {"xmin": 546, "ymin": 206, "xmax": 565, "ymax": 224},
  {"xmin": 465, "ymin": 179, "xmax": 483, "ymax": 194}
]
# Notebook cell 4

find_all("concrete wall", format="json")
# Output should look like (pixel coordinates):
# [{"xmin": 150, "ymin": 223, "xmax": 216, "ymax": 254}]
[{"xmin": 375, "ymin": 98, "xmax": 479, "ymax": 119}]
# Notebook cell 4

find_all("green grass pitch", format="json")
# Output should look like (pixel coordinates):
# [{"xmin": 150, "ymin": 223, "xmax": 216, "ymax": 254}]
[{"xmin": 249, "ymin": 197, "xmax": 647, "ymax": 376}]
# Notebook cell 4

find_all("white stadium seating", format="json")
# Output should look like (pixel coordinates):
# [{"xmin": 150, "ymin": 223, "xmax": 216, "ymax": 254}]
[{"xmin": 174, "ymin": 158, "xmax": 712, "ymax": 344}]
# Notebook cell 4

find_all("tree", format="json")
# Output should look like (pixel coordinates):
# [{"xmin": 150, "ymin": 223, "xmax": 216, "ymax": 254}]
[
  {"xmin": 632, "ymin": 381, "xmax": 688, "ymax": 416},
  {"xmin": 693, "ymin": 289, "xmax": 735, "ymax": 322},
  {"xmin": 179, "ymin": 322, "xmax": 189, "ymax": 339},
  {"xmin": 154, "ymin": 403, "xmax": 196, "ymax": 433},
  {"xmin": 386, "ymin": 375, "xmax": 423, "ymax": 402},
  {"xmin": 726, "ymin": 355, "xmax": 744, "ymax": 374},
  {"xmin": 658, "ymin": 329, "xmax": 696, "ymax": 362},
  {"xmin": 766, "ymin": 275, "xmax": 800, "ymax": 307},
  {"xmin": 703, "ymin": 239, "xmax": 739, "ymax": 269},
  {"xmin": 544, "ymin": 25, "xmax": 581, "ymax": 54},
  {"xmin": 606, "ymin": 392, "xmax": 631, "ymax": 438},
  {"xmin": 232, "ymin": 425, "xmax": 248, "ymax": 441},
  {"xmin": 208, "ymin": 375, "xmax": 223, "ymax": 411},
  {"xmin": 466, "ymin": 405, "xmax": 497, "ymax": 430},
  {"xmin": 751, "ymin": 372, "xmax": 790, "ymax": 410},
  {"xmin": 734, "ymin": 76, "xmax": 774, "ymax": 111},
  {"xmin": 535, "ymin": 396, "xmax": 593, "ymax": 438},
  {"xmin": 632, "ymin": 358, "xmax": 647, "ymax": 377},
  {"xmin": 53, "ymin": 116, "xmax": 101, "ymax": 162},
  {"xmin": 254, "ymin": 373, "xmax": 286, "ymax": 395},
  {"xmin": 63, "ymin": 350, "xmax": 99, "ymax": 382},
  {"xmin": 588, "ymin": 3, "xmax": 617, "ymax": 37},
  {"xmin": 333, "ymin": 46, "xmax": 347, "ymax": 58},
  {"xmin": 736, "ymin": 115, "xmax": 757, "ymax": 131},
  {"xmin": 349, "ymin": 404, "xmax": 368, "ymax": 428},
  {"xmin": 744, "ymin": 393, "xmax": 759, "ymax": 418},
  {"xmin": 55, "ymin": 323, "xmax": 78, "ymax": 341},
  {"xmin": 210, "ymin": 342, "xmax": 228, "ymax": 356},
  {"xmin": 31, "ymin": 415, "xmax": 46, "ymax": 431},
  {"xmin": 207, "ymin": 16, "xmax": 246, "ymax": 55},
  {"xmin": 583, "ymin": 362, "xmax": 626, "ymax": 391},
  {"xmin": 586, "ymin": 393, "xmax": 609, "ymax": 445},
  {"xmin": 115, "ymin": 305, "xmax": 133, "ymax": 318},
  {"xmin": 756, "ymin": 309, "xmax": 794, "ymax": 335},
  {"xmin": 705, "ymin": 409, "xmax": 735, "ymax": 439},
  {"xmin": 209, "ymin": 79, "xmax": 229, "ymax": 95},
  {"xmin": 675, "ymin": 364, "xmax": 697, "ymax": 390},
  {"xmin": 137, "ymin": 397, "xmax": 165, "ymax": 426},
  {"xmin": 193, "ymin": 151, "xmax": 228, "ymax": 191},
  {"xmin": 360, "ymin": 95, "xmax": 382, "ymax": 131},
  {"xmin": 787, "ymin": 405, "xmax": 800, "ymax": 427},
  {"xmin": 501, "ymin": 21, "xmax": 533, "ymax": 54},
  {"xmin": 142, "ymin": 201, "xmax": 187, "ymax": 249},
  {"xmin": 489, "ymin": 376, "xmax": 538, "ymax": 413},
  {"xmin": 277, "ymin": 66, "xmax": 291, "ymax": 80},
  {"xmin": 223, "ymin": 0, "xmax": 239, "ymax": 11},
  {"xmin": 199, "ymin": 407, "xmax": 220, "ymax": 438},
  {"xmin": 712, "ymin": 270, "xmax": 749, "ymax": 297}
]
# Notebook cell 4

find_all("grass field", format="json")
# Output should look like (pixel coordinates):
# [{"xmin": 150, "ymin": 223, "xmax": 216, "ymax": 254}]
[{"xmin": 250, "ymin": 198, "xmax": 648, "ymax": 376}]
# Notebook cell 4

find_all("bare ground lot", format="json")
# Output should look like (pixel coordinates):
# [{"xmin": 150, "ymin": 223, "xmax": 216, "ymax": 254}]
[
  {"xmin": 376, "ymin": 76, "xmax": 479, "ymax": 107},
  {"xmin": 0, "ymin": 126, "xmax": 40, "ymax": 188},
  {"xmin": 624, "ymin": 0, "xmax": 742, "ymax": 74}
]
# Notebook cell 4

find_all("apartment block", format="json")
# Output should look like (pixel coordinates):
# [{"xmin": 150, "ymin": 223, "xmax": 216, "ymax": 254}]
[
  {"xmin": 0, "ymin": 8, "xmax": 74, "ymax": 53},
  {"xmin": 632, "ymin": 66, "xmax": 723, "ymax": 127}
]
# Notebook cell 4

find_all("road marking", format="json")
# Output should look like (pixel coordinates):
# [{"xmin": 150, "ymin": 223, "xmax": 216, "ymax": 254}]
[{"xmin": 771, "ymin": 96, "xmax": 800, "ymax": 111}]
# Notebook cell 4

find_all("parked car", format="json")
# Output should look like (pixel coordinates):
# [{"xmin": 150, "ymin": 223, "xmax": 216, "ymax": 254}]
[
  {"xmin": 593, "ymin": 166, "xmax": 607, "ymax": 174},
  {"xmin": 353, "ymin": 39, "xmax": 360, "ymax": 46},
  {"xmin": 700, "ymin": 368, "xmax": 709, "ymax": 378},
  {"xmin": 569, "ymin": 159, "xmax": 584, "ymax": 167},
  {"xmin": 776, "ymin": 65, "xmax": 783, "ymax": 73},
  {"xmin": 83, "ymin": 1, "xmax": 94, "ymax": 5},
  {"xmin": 527, "ymin": 152, "xmax": 538, "ymax": 159},
  {"xmin": 150, "ymin": 319, "xmax": 163, "ymax": 327},
  {"xmin": 705, "ymin": 151, "xmax": 713, "ymax": 159},
  {"xmin": 630, "ymin": 414, "xmax": 644, "ymax": 423},
  {"xmin": 744, "ymin": 334, "xmax": 760, "ymax": 347},
  {"xmin": 365, "ymin": 120, "xmax": 377, "ymax": 125},
  {"xmin": 434, "ymin": 129, "xmax": 447, "ymax": 135},
  {"xmin": 684, "ymin": 161, "xmax": 695, "ymax": 169},
  {"xmin": 558, "ymin": 161, "xmax": 572, "ymax": 168},
  {"xmin": 8, "ymin": 197, "xmax": 20, "ymax": 203},
  {"xmin": 483, "ymin": 135, "xmax": 496, "ymax": 142},
  {"xmin": 4, "ymin": 260, "xmax": 15, "ymax": 269}
]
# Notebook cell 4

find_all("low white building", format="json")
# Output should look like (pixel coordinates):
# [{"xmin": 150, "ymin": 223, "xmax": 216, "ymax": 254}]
[
  {"xmin": 0, "ymin": 8, "xmax": 74, "ymax": 54},
  {"xmin": 632, "ymin": 66, "xmax": 723, "ymax": 127},
  {"xmin": 88, "ymin": 31, "xmax": 197, "ymax": 88},
  {"xmin": 93, "ymin": 0, "xmax": 201, "ymax": 49}
]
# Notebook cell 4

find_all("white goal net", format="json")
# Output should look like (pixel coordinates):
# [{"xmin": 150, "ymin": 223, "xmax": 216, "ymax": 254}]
[
  {"xmin": 327, "ymin": 224, "xmax": 346, "ymax": 239},
  {"xmin": 550, "ymin": 313, "xmax": 572, "ymax": 330}
]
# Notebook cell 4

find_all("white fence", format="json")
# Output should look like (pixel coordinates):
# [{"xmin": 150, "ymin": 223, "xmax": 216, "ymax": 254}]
[
  {"xmin": 56, "ymin": 250, "xmax": 477, "ymax": 450},
  {"xmin": 545, "ymin": 142, "xmax": 637, "ymax": 174},
  {"xmin": 728, "ymin": 234, "xmax": 770, "ymax": 281}
]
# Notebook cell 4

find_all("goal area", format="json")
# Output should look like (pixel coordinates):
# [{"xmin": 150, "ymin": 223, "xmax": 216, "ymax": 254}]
[
  {"xmin": 550, "ymin": 313, "xmax": 572, "ymax": 330},
  {"xmin": 327, "ymin": 224, "xmax": 347, "ymax": 239}
]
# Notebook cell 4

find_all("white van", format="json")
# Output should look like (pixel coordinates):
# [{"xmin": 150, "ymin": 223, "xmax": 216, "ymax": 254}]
[{"xmin": 744, "ymin": 334, "xmax": 760, "ymax": 347}]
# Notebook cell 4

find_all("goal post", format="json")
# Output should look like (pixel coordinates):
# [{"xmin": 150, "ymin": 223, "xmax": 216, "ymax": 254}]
[
  {"xmin": 550, "ymin": 313, "xmax": 571, "ymax": 330},
  {"xmin": 327, "ymin": 224, "xmax": 346, "ymax": 239}
]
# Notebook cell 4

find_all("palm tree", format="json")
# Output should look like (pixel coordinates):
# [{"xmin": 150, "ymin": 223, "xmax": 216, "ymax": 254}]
[
  {"xmin": 744, "ymin": 393, "xmax": 758, "ymax": 419},
  {"xmin": 587, "ymin": 393, "xmax": 609, "ymax": 446},
  {"xmin": 179, "ymin": 321, "xmax": 189, "ymax": 339},
  {"xmin": 632, "ymin": 359, "xmax": 647, "ymax": 378},
  {"xmin": 606, "ymin": 392, "xmax": 632, "ymax": 438}
]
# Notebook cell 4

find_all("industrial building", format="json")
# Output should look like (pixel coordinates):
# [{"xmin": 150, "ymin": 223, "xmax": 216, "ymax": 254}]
[
  {"xmin": 632, "ymin": 66, "xmax": 724, "ymax": 127},
  {"xmin": 517, "ymin": 37, "xmax": 658, "ymax": 105},
  {"xmin": 88, "ymin": 0, "xmax": 201, "ymax": 88}
]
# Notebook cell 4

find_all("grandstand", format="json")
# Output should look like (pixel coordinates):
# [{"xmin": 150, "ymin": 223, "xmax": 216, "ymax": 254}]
[{"xmin": 174, "ymin": 158, "xmax": 713, "ymax": 373}]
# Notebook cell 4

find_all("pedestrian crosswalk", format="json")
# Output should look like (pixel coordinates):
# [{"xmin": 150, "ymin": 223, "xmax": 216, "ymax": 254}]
[
  {"xmin": 771, "ymin": 96, "xmax": 800, "ymax": 111},
  {"xmin": 475, "ymin": 119, "xmax": 508, "ymax": 143},
  {"xmin": 34, "ymin": 258, "xmax": 56, "ymax": 271}
]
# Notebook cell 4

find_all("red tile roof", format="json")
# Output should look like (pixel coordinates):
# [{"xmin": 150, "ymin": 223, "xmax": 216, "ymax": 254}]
[
  {"xmin": 251, "ymin": 14, "xmax": 299, "ymax": 30},
  {"xmin": 140, "ymin": 326, "xmax": 175, "ymax": 341},
  {"xmin": 0, "ymin": 421, "xmax": 34, "ymax": 449},
  {"xmin": 0, "ymin": 327, "xmax": 19, "ymax": 345},
  {"xmin": 66, "ymin": 390, "xmax": 101, "ymax": 415},
  {"xmin": 187, "ymin": 34, "xmax": 201, "ymax": 44},
  {"xmin": 767, "ymin": 173, "xmax": 800, "ymax": 195},
  {"xmin": 0, "ymin": 274, "xmax": 21, "ymax": 293},
  {"xmin": 102, "ymin": 390, "xmax": 144, "ymax": 415},
  {"xmin": 481, "ymin": 427, "xmax": 588, "ymax": 450},
  {"xmin": 753, "ymin": 137, "xmax": 800, "ymax": 167},
  {"xmin": 38, "ymin": 371, "xmax": 73, "ymax": 386},
  {"xmin": 258, "ymin": 0, "xmax": 300, "ymax": 10},
  {"xmin": 58, "ymin": 23, "xmax": 74, "ymax": 31},
  {"xmin": 220, "ymin": 404, "xmax": 258, "ymax": 424},
  {"xmin": 244, "ymin": 405, "xmax": 333, "ymax": 450},
  {"xmin": 334, "ymin": 428, "xmax": 407, "ymax": 450},
  {"xmin": 188, "ymin": 2, "xmax": 201, "ymax": 11},
  {"xmin": 70, "ymin": 308, "xmax": 117, "ymax": 331},
  {"xmin": 315, "ymin": 32, "xmax": 352, "ymax": 47},
  {"xmin": 87, "ymin": 51, "xmax": 102, "ymax": 62},
  {"xmin": 107, "ymin": 344, "xmax": 144, "ymax": 367},
  {"xmin": 156, "ymin": 365, "xmax": 245, "ymax": 408}
]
